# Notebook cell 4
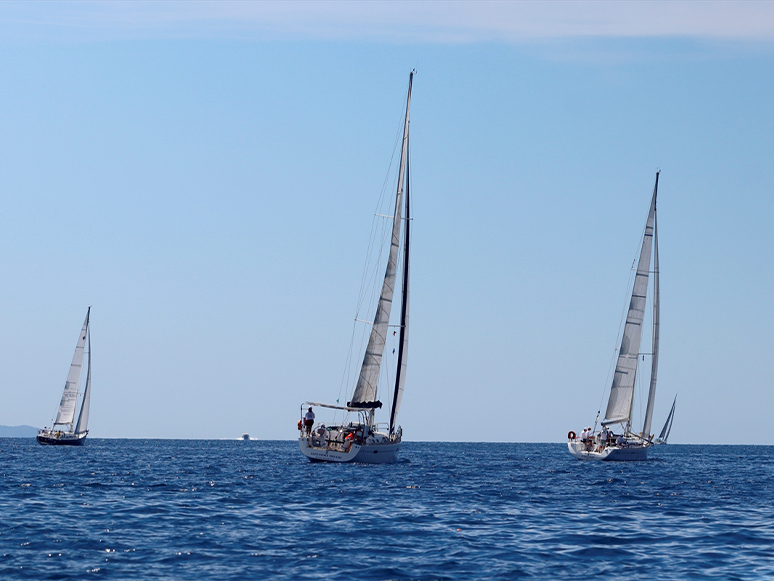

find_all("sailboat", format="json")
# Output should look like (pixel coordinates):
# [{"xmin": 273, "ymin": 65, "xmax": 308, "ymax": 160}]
[
  {"xmin": 654, "ymin": 395, "xmax": 676, "ymax": 444},
  {"xmin": 298, "ymin": 71, "xmax": 414, "ymax": 463},
  {"xmin": 568, "ymin": 173, "xmax": 661, "ymax": 461},
  {"xmin": 37, "ymin": 307, "xmax": 92, "ymax": 446}
]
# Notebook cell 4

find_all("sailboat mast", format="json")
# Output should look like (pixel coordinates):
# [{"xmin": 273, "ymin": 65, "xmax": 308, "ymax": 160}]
[
  {"xmin": 642, "ymin": 174, "xmax": 660, "ymax": 437},
  {"xmin": 349, "ymin": 71, "xmax": 414, "ymax": 408},
  {"xmin": 390, "ymin": 135, "xmax": 410, "ymax": 433}
]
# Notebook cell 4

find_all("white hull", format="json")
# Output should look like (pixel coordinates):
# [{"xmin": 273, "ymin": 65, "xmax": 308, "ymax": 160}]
[
  {"xmin": 298, "ymin": 436, "xmax": 400, "ymax": 464},
  {"xmin": 567, "ymin": 440, "xmax": 649, "ymax": 461}
]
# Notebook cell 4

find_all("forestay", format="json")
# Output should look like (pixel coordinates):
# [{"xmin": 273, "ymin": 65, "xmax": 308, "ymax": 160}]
[{"xmin": 603, "ymin": 176, "xmax": 658, "ymax": 427}]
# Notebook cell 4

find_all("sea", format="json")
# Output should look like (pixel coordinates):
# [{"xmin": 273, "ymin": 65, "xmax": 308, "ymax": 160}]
[{"xmin": 1, "ymin": 439, "xmax": 772, "ymax": 580}]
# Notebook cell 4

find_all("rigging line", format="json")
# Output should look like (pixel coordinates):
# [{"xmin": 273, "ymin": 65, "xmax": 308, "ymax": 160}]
[
  {"xmin": 598, "ymin": 206, "xmax": 646, "ymax": 417},
  {"xmin": 353, "ymin": 107, "xmax": 405, "ymax": 317}
]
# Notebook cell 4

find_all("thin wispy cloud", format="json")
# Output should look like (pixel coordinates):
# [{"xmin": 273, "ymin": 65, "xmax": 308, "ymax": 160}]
[{"xmin": 2, "ymin": 1, "xmax": 774, "ymax": 44}]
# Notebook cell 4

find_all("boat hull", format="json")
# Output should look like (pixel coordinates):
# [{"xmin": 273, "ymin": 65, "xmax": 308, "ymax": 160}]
[
  {"xmin": 298, "ymin": 437, "xmax": 400, "ymax": 464},
  {"xmin": 37, "ymin": 431, "xmax": 87, "ymax": 446},
  {"xmin": 567, "ymin": 441, "xmax": 649, "ymax": 461}
]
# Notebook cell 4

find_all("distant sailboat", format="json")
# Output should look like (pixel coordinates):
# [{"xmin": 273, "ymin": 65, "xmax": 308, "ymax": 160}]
[
  {"xmin": 568, "ymin": 173, "xmax": 661, "ymax": 461},
  {"xmin": 37, "ymin": 308, "xmax": 92, "ymax": 446},
  {"xmin": 298, "ymin": 71, "xmax": 414, "ymax": 463},
  {"xmin": 654, "ymin": 395, "xmax": 676, "ymax": 444}
]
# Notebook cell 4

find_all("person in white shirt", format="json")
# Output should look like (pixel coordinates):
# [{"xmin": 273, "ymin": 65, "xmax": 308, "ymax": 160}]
[{"xmin": 304, "ymin": 407, "xmax": 315, "ymax": 435}]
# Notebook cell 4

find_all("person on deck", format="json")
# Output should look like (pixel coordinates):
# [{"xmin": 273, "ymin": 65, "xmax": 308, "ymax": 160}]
[{"xmin": 304, "ymin": 407, "xmax": 315, "ymax": 435}]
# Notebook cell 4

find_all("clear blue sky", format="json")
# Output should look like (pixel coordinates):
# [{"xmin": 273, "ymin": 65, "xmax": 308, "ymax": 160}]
[{"xmin": 1, "ymin": 2, "xmax": 772, "ymax": 443}]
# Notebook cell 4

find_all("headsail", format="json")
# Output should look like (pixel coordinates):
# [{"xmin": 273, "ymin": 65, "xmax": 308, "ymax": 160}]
[
  {"xmin": 642, "ymin": 195, "xmax": 660, "ymax": 437},
  {"xmin": 54, "ymin": 308, "xmax": 91, "ymax": 428},
  {"xmin": 75, "ymin": 323, "xmax": 92, "ymax": 435},
  {"xmin": 603, "ymin": 174, "xmax": 658, "ymax": 427},
  {"xmin": 350, "ymin": 71, "xmax": 414, "ymax": 407}
]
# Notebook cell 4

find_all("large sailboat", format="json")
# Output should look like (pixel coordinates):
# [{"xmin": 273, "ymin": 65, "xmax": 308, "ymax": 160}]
[
  {"xmin": 568, "ymin": 173, "xmax": 661, "ymax": 461},
  {"xmin": 298, "ymin": 72, "xmax": 414, "ymax": 463},
  {"xmin": 654, "ymin": 395, "xmax": 676, "ymax": 444},
  {"xmin": 37, "ymin": 307, "xmax": 92, "ymax": 446}
]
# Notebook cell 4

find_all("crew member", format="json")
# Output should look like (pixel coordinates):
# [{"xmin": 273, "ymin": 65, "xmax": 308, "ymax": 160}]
[{"xmin": 304, "ymin": 407, "xmax": 315, "ymax": 435}]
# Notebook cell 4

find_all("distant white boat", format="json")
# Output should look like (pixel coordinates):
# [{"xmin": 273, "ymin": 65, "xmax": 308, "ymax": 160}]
[
  {"xmin": 298, "ymin": 71, "xmax": 415, "ymax": 464},
  {"xmin": 38, "ymin": 308, "xmax": 92, "ymax": 446},
  {"xmin": 568, "ymin": 174, "xmax": 661, "ymax": 461},
  {"xmin": 654, "ymin": 395, "xmax": 676, "ymax": 444}
]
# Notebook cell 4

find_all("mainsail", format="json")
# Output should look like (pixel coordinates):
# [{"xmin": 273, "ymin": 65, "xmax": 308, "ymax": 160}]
[
  {"xmin": 54, "ymin": 308, "xmax": 91, "ymax": 428},
  {"xmin": 350, "ymin": 72, "xmax": 413, "ymax": 408},
  {"xmin": 74, "ymin": 325, "xmax": 92, "ymax": 435},
  {"xmin": 390, "ymin": 140, "xmax": 410, "ymax": 433},
  {"xmin": 603, "ymin": 173, "xmax": 659, "ymax": 427},
  {"xmin": 642, "ymin": 204, "xmax": 660, "ymax": 437}
]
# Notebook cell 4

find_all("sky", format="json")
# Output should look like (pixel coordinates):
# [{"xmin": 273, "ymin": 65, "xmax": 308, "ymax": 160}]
[{"xmin": 0, "ymin": 1, "xmax": 772, "ymax": 444}]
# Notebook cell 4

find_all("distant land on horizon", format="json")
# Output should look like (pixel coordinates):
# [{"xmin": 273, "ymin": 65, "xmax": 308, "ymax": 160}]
[{"xmin": 0, "ymin": 425, "xmax": 38, "ymax": 437}]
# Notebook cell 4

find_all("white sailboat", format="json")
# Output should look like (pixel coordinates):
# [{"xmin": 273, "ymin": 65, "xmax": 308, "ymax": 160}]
[
  {"xmin": 37, "ymin": 307, "xmax": 92, "ymax": 446},
  {"xmin": 654, "ymin": 395, "xmax": 676, "ymax": 444},
  {"xmin": 298, "ymin": 71, "xmax": 414, "ymax": 464},
  {"xmin": 568, "ymin": 173, "xmax": 661, "ymax": 461}
]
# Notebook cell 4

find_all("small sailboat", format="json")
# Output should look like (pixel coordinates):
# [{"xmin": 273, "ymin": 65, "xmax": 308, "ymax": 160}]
[
  {"xmin": 37, "ymin": 307, "xmax": 92, "ymax": 446},
  {"xmin": 298, "ymin": 71, "xmax": 414, "ymax": 464},
  {"xmin": 568, "ymin": 173, "xmax": 661, "ymax": 461},
  {"xmin": 654, "ymin": 395, "xmax": 676, "ymax": 444}
]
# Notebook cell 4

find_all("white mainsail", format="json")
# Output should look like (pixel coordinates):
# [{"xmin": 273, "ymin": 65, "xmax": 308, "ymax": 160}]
[
  {"xmin": 74, "ymin": 326, "xmax": 92, "ymax": 435},
  {"xmin": 603, "ymin": 175, "xmax": 658, "ymax": 427},
  {"xmin": 350, "ymin": 72, "xmax": 413, "ymax": 407},
  {"xmin": 54, "ymin": 308, "xmax": 91, "ymax": 428},
  {"xmin": 642, "ymin": 209, "xmax": 660, "ymax": 437}
]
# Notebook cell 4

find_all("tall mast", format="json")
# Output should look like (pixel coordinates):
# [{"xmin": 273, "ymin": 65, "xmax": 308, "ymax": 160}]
[
  {"xmin": 642, "ymin": 175, "xmax": 660, "ymax": 437},
  {"xmin": 349, "ymin": 71, "xmax": 414, "ymax": 407},
  {"xmin": 390, "ymin": 132, "xmax": 411, "ymax": 433}
]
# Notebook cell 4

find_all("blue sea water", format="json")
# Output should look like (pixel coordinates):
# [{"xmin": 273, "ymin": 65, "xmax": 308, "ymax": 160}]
[{"xmin": 1, "ymin": 439, "xmax": 772, "ymax": 580}]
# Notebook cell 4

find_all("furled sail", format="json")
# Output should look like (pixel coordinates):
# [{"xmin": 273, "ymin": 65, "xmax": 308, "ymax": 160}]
[
  {"xmin": 642, "ymin": 203, "xmax": 660, "ymax": 437},
  {"xmin": 75, "ymin": 325, "xmax": 92, "ymax": 435},
  {"xmin": 603, "ymin": 174, "xmax": 658, "ymax": 427},
  {"xmin": 390, "ymin": 141, "xmax": 410, "ymax": 433},
  {"xmin": 54, "ymin": 308, "xmax": 91, "ymax": 427},
  {"xmin": 350, "ymin": 72, "xmax": 413, "ymax": 407}
]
